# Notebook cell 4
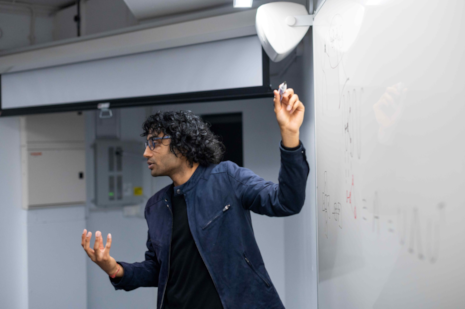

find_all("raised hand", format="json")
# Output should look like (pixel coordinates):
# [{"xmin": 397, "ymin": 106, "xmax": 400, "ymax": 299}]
[
  {"xmin": 81, "ymin": 229, "xmax": 120, "ymax": 276},
  {"xmin": 274, "ymin": 87, "xmax": 305, "ymax": 135}
]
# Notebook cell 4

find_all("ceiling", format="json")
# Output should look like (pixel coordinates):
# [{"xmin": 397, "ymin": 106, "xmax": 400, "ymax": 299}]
[
  {"xmin": 18, "ymin": 0, "xmax": 311, "ymax": 18},
  {"xmin": 19, "ymin": 0, "xmax": 237, "ymax": 19},
  {"xmin": 122, "ymin": 0, "xmax": 233, "ymax": 20}
]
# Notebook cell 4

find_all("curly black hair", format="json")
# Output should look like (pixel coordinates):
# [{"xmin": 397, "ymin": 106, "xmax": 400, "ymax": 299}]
[{"xmin": 141, "ymin": 110, "xmax": 226, "ymax": 167}]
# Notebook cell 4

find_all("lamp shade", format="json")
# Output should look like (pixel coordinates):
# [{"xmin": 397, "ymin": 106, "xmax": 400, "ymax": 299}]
[{"xmin": 256, "ymin": 2, "xmax": 310, "ymax": 62}]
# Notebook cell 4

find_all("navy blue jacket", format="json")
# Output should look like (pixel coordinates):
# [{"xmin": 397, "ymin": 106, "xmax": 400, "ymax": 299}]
[{"xmin": 110, "ymin": 141, "xmax": 310, "ymax": 309}]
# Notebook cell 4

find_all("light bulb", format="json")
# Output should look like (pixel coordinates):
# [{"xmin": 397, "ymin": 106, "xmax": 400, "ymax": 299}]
[{"xmin": 234, "ymin": 0, "xmax": 253, "ymax": 8}]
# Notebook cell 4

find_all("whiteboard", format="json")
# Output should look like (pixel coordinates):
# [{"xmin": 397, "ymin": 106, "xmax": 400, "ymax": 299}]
[{"xmin": 313, "ymin": 1, "xmax": 465, "ymax": 308}]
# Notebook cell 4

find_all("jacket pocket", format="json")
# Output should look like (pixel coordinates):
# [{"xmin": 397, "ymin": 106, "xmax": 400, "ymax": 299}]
[
  {"xmin": 202, "ymin": 204, "xmax": 231, "ymax": 230},
  {"xmin": 243, "ymin": 252, "xmax": 271, "ymax": 288}
]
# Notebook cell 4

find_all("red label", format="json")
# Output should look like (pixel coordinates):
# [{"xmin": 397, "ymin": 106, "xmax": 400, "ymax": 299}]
[{"xmin": 30, "ymin": 152, "xmax": 42, "ymax": 156}]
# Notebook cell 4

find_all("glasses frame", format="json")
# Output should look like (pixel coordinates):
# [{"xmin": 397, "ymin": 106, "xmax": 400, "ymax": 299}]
[{"xmin": 145, "ymin": 135, "xmax": 171, "ymax": 150}]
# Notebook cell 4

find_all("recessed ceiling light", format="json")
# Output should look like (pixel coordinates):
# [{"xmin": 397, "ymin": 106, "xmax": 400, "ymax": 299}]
[{"xmin": 234, "ymin": 0, "xmax": 253, "ymax": 8}]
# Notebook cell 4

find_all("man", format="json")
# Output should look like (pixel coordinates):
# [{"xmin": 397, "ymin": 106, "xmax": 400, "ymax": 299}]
[{"xmin": 81, "ymin": 88, "xmax": 310, "ymax": 309}]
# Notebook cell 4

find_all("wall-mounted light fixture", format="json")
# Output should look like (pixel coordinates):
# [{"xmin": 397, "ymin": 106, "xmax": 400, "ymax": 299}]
[
  {"xmin": 234, "ymin": 0, "xmax": 253, "ymax": 8},
  {"xmin": 256, "ymin": 2, "xmax": 313, "ymax": 62}
]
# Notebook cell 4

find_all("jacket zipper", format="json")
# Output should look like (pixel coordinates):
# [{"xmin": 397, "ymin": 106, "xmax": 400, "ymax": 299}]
[
  {"xmin": 160, "ymin": 203, "xmax": 173, "ymax": 309},
  {"xmin": 202, "ymin": 204, "xmax": 231, "ymax": 230},
  {"xmin": 190, "ymin": 208, "xmax": 227, "ymax": 308},
  {"xmin": 244, "ymin": 253, "xmax": 271, "ymax": 287}
]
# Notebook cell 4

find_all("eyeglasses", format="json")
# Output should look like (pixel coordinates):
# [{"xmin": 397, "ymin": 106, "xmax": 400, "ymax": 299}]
[{"xmin": 145, "ymin": 136, "xmax": 171, "ymax": 150}]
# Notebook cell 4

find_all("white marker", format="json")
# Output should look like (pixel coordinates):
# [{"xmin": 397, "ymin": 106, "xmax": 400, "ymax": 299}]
[{"xmin": 279, "ymin": 81, "xmax": 287, "ymax": 103}]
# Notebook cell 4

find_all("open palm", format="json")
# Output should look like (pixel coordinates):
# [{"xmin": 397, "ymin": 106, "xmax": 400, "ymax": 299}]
[{"xmin": 81, "ymin": 229, "xmax": 116, "ymax": 275}]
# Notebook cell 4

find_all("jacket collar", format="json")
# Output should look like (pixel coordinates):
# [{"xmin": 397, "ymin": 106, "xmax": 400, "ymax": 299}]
[{"xmin": 168, "ymin": 163, "xmax": 206, "ymax": 198}]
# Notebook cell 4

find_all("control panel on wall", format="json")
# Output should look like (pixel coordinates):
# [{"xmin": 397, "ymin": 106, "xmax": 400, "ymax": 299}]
[
  {"xmin": 20, "ymin": 112, "xmax": 86, "ymax": 209},
  {"xmin": 94, "ymin": 140, "xmax": 144, "ymax": 207}
]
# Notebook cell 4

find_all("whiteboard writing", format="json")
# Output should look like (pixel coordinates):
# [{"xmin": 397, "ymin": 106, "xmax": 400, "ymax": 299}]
[{"xmin": 314, "ymin": 0, "xmax": 465, "ymax": 308}]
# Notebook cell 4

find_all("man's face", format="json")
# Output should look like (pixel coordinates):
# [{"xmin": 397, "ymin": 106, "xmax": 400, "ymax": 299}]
[{"xmin": 143, "ymin": 132, "xmax": 182, "ymax": 177}]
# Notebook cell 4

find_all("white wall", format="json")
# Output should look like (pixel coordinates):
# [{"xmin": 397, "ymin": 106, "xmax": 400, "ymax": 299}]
[
  {"xmin": 0, "ymin": 115, "xmax": 88, "ymax": 309},
  {"xmin": 27, "ymin": 206, "xmax": 87, "ymax": 309},
  {"xmin": 0, "ymin": 117, "xmax": 28, "ymax": 309}
]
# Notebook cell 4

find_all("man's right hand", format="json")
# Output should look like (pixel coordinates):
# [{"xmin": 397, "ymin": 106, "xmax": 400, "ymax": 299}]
[{"xmin": 81, "ymin": 229, "xmax": 123, "ymax": 278}]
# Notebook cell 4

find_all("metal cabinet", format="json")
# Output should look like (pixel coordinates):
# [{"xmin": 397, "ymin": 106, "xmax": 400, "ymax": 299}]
[{"xmin": 21, "ymin": 112, "xmax": 86, "ymax": 209}]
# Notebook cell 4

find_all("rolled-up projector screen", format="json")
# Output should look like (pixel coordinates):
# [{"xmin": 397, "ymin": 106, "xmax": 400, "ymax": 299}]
[{"xmin": 0, "ymin": 36, "xmax": 270, "ymax": 116}]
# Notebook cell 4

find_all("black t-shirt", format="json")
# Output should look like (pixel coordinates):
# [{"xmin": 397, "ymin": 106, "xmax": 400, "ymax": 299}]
[{"xmin": 164, "ymin": 185, "xmax": 223, "ymax": 309}]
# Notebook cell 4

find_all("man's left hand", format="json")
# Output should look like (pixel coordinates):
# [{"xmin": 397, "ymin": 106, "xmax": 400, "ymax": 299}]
[{"xmin": 274, "ymin": 88, "xmax": 305, "ymax": 134}]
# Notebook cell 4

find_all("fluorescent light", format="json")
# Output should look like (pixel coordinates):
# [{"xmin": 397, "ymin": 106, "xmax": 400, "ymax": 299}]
[{"xmin": 234, "ymin": 0, "xmax": 253, "ymax": 8}]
